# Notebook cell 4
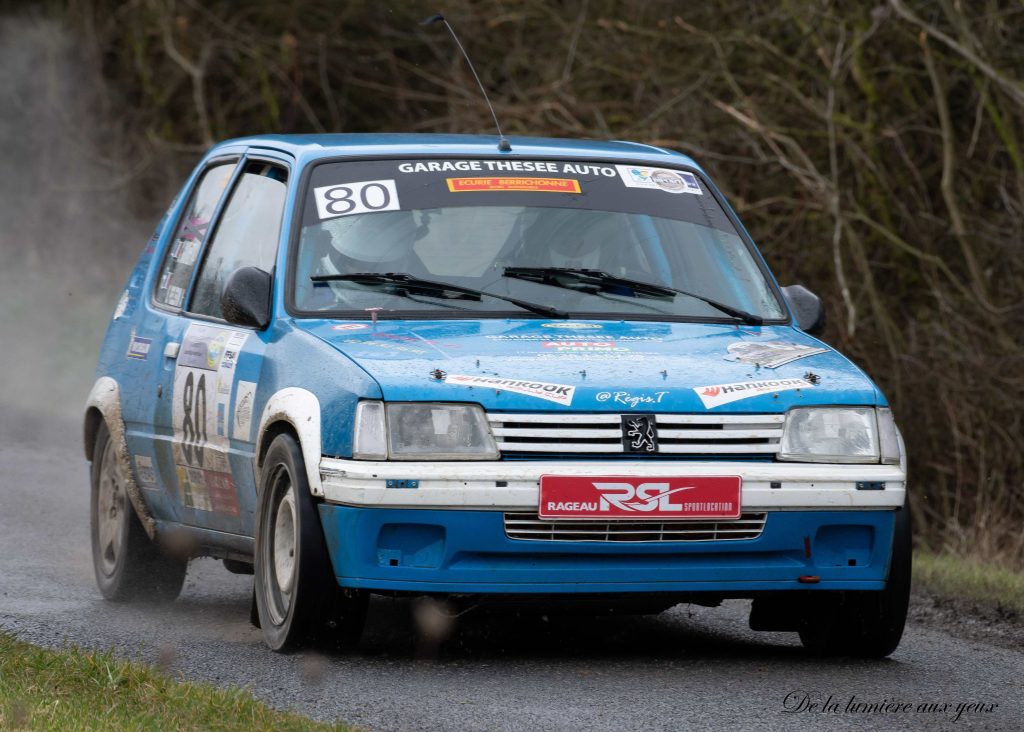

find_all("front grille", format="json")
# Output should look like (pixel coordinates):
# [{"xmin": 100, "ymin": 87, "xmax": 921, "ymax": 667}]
[
  {"xmin": 487, "ymin": 412, "xmax": 784, "ymax": 458},
  {"xmin": 503, "ymin": 512, "xmax": 768, "ymax": 542}
]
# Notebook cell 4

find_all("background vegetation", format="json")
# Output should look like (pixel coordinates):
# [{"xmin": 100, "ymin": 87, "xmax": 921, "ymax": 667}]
[{"xmin": 7, "ymin": 1, "xmax": 1023, "ymax": 565}]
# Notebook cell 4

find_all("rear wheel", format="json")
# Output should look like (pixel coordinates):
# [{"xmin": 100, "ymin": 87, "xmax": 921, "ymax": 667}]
[
  {"xmin": 254, "ymin": 433, "xmax": 367, "ymax": 651},
  {"xmin": 798, "ymin": 499, "xmax": 912, "ymax": 658},
  {"xmin": 90, "ymin": 421, "xmax": 187, "ymax": 602}
]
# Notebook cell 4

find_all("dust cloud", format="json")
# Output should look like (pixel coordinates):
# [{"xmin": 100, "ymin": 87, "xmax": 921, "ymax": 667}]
[{"xmin": 0, "ymin": 13, "xmax": 176, "ymax": 440}]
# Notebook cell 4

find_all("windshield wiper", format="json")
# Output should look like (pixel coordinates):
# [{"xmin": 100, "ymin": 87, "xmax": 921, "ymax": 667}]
[
  {"xmin": 502, "ymin": 267, "xmax": 763, "ymax": 325},
  {"xmin": 311, "ymin": 272, "xmax": 568, "ymax": 319}
]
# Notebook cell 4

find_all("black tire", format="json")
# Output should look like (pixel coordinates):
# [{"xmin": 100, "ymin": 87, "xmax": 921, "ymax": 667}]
[
  {"xmin": 90, "ymin": 421, "xmax": 187, "ymax": 602},
  {"xmin": 799, "ymin": 498, "xmax": 912, "ymax": 658},
  {"xmin": 254, "ymin": 433, "xmax": 367, "ymax": 651}
]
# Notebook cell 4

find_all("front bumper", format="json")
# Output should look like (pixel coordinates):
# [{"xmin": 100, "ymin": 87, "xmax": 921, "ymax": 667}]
[
  {"xmin": 318, "ymin": 505, "xmax": 896, "ymax": 594},
  {"xmin": 316, "ymin": 458, "xmax": 904, "ymax": 595},
  {"xmin": 318, "ymin": 457, "xmax": 906, "ymax": 510}
]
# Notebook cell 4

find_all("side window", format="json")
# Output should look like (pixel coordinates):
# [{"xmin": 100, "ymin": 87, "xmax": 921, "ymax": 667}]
[
  {"xmin": 190, "ymin": 162, "xmax": 288, "ymax": 320},
  {"xmin": 154, "ymin": 161, "xmax": 237, "ymax": 308}
]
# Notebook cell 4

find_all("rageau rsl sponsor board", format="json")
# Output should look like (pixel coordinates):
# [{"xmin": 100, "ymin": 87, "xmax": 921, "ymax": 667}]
[{"xmin": 539, "ymin": 476, "xmax": 741, "ymax": 519}]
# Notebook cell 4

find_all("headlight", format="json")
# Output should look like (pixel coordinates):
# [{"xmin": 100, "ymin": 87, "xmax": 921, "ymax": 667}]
[
  {"xmin": 779, "ymin": 407, "xmax": 880, "ymax": 463},
  {"xmin": 353, "ymin": 401, "xmax": 499, "ymax": 461}
]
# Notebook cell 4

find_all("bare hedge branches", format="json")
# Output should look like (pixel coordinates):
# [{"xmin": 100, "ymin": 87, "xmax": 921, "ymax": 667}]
[{"xmin": 52, "ymin": 0, "xmax": 1024, "ymax": 566}]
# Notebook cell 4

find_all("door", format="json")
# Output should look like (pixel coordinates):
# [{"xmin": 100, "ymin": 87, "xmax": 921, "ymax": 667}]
[
  {"xmin": 123, "ymin": 157, "xmax": 240, "ymax": 524},
  {"xmin": 153, "ymin": 157, "xmax": 290, "ymax": 536}
]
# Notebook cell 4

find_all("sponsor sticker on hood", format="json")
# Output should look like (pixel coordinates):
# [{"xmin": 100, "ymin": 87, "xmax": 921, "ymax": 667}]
[
  {"xmin": 444, "ymin": 374, "xmax": 575, "ymax": 405},
  {"xmin": 331, "ymin": 323, "xmax": 370, "ymax": 331},
  {"xmin": 695, "ymin": 377, "xmax": 814, "ymax": 409},
  {"xmin": 725, "ymin": 341, "xmax": 828, "ymax": 369}
]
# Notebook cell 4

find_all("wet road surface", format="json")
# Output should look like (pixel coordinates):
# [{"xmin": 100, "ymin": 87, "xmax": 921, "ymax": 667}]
[{"xmin": 1, "ymin": 418, "xmax": 1021, "ymax": 731}]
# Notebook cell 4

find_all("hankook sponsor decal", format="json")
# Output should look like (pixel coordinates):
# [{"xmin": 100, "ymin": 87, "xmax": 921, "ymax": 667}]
[
  {"xmin": 444, "ymin": 374, "xmax": 575, "ymax": 405},
  {"xmin": 695, "ymin": 377, "xmax": 814, "ymax": 408}
]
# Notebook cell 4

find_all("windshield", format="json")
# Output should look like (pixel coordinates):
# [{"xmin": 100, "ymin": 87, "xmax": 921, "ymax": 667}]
[{"xmin": 291, "ymin": 158, "xmax": 786, "ymax": 321}]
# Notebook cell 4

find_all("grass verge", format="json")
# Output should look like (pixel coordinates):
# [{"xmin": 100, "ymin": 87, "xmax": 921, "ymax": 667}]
[
  {"xmin": 0, "ymin": 633, "xmax": 348, "ymax": 731},
  {"xmin": 914, "ymin": 552, "xmax": 1024, "ymax": 615}
]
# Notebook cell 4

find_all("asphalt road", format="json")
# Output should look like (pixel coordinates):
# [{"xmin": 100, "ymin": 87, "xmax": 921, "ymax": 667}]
[{"xmin": 1, "ymin": 416, "xmax": 1021, "ymax": 731}]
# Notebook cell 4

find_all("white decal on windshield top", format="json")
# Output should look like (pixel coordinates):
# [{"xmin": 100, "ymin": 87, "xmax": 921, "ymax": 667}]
[
  {"xmin": 616, "ymin": 165, "xmax": 702, "ymax": 195},
  {"xmin": 444, "ymin": 374, "xmax": 575, "ymax": 406},
  {"xmin": 694, "ymin": 378, "xmax": 814, "ymax": 409},
  {"xmin": 314, "ymin": 180, "xmax": 400, "ymax": 220}
]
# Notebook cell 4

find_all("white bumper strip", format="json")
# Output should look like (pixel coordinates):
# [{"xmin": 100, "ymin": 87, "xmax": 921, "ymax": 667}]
[{"xmin": 319, "ymin": 458, "xmax": 906, "ymax": 511}]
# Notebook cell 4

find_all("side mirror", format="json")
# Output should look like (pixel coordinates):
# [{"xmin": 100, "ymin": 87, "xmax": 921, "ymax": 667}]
[
  {"xmin": 781, "ymin": 284, "xmax": 826, "ymax": 335},
  {"xmin": 221, "ymin": 267, "xmax": 272, "ymax": 329}
]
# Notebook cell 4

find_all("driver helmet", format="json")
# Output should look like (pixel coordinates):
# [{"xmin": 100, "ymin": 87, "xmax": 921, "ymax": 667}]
[{"xmin": 321, "ymin": 211, "xmax": 425, "ymax": 274}]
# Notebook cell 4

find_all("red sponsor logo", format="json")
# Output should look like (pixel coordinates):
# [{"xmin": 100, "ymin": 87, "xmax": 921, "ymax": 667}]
[
  {"xmin": 702, "ymin": 386, "xmax": 721, "ymax": 396},
  {"xmin": 446, "ymin": 177, "xmax": 581, "ymax": 193},
  {"xmin": 331, "ymin": 323, "xmax": 369, "ymax": 331},
  {"xmin": 538, "ymin": 476, "xmax": 741, "ymax": 520}
]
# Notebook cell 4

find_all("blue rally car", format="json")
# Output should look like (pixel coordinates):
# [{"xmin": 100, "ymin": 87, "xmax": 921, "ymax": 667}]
[{"xmin": 85, "ymin": 133, "xmax": 910, "ymax": 656}]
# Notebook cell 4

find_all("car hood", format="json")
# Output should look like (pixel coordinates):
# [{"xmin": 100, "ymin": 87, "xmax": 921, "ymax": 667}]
[{"xmin": 295, "ymin": 319, "xmax": 881, "ymax": 412}]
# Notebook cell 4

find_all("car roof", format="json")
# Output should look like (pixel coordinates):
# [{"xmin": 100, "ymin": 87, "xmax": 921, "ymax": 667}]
[{"xmin": 212, "ymin": 133, "xmax": 703, "ymax": 171}]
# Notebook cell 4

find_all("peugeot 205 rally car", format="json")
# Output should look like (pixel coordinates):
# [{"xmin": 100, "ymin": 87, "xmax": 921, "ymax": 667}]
[{"xmin": 86, "ymin": 133, "xmax": 910, "ymax": 656}]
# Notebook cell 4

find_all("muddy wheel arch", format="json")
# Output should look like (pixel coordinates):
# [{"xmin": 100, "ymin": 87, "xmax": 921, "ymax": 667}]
[{"xmin": 83, "ymin": 377, "xmax": 156, "ymax": 539}]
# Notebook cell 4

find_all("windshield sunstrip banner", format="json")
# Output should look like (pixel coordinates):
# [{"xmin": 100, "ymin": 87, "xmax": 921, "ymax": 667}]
[{"xmin": 303, "ymin": 158, "xmax": 735, "ymax": 233}]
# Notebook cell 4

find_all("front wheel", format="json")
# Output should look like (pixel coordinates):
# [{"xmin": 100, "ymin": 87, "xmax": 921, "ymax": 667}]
[
  {"xmin": 799, "ymin": 499, "xmax": 912, "ymax": 658},
  {"xmin": 254, "ymin": 434, "xmax": 367, "ymax": 651},
  {"xmin": 90, "ymin": 421, "xmax": 187, "ymax": 602}
]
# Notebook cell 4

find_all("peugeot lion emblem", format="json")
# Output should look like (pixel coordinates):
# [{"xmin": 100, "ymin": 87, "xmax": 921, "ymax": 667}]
[{"xmin": 621, "ymin": 415, "xmax": 658, "ymax": 453}]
